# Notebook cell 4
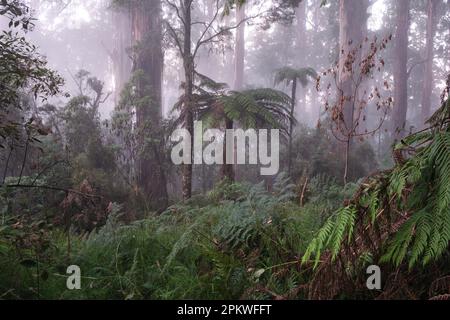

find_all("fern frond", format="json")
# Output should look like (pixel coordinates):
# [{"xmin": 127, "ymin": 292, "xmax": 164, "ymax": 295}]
[{"xmin": 301, "ymin": 206, "xmax": 356, "ymax": 268}]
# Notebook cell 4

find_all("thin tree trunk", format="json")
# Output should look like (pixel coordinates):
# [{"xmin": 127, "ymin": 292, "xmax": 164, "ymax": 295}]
[
  {"xmin": 182, "ymin": 0, "xmax": 194, "ymax": 200},
  {"xmin": 295, "ymin": 0, "xmax": 307, "ymax": 122},
  {"xmin": 344, "ymin": 139, "xmax": 350, "ymax": 185},
  {"xmin": 421, "ymin": 0, "xmax": 438, "ymax": 125},
  {"xmin": 222, "ymin": 118, "xmax": 234, "ymax": 181},
  {"xmin": 233, "ymin": 4, "xmax": 245, "ymax": 91},
  {"xmin": 112, "ymin": 8, "xmax": 132, "ymax": 105},
  {"xmin": 391, "ymin": 0, "xmax": 410, "ymax": 141},
  {"xmin": 288, "ymin": 79, "xmax": 297, "ymax": 175},
  {"xmin": 232, "ymin": 4, "xmax": 245, "ymax": 181}
]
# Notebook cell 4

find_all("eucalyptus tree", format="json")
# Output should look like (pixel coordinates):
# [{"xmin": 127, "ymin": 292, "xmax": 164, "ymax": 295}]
[
  {"xmin": 233, "ymin": 2, "xmax": 246, "ymax": 90},
  {"xmin": 338, "ymin": 0, "xmax": 369, "ymax": 137},
  {"xmin": 165, "ymin": 0, "xmax": 254, "ymax": 199},
  {"xmin": 274, "ymin": 66, "xmax": 316, "ymax": 175},
  {"xmin": 420, "ymin": 0, "xmax": 441, "ymax": 125},
  {"xmin": 391, "ymin": 0, "xmax": 410, "ymax": 141},
  {"xmin": 112, "ymin": 0, "xmax": 168, "ymax": 211}
]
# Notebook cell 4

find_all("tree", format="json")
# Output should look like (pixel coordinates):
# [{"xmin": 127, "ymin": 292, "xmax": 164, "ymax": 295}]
[
  {"xmin": 391, "ymin": 0, "xmax": 410, "ymax": 141},
  {"xmin": 172, "ymin": 74, "xmax": 292, "ymax": 182},
  {"xmin": 64, "ymin": 70, "xmax": 110, "ymax": 156},
  {"xmin": 420, "ymin": 0, "xmax": 439, "ymax": 125},
  {"xmin": 294, "ymin": 0, "xmax": 307, "ymax": 119},
  {"xmin": 130, "ymin": 0, "xmax": 168, "ymax": 211},
  {"xmin": 274, "ymin": 66, "xmax": 317, "ymax": 175},
  {"xmin": 319, "ymin": 36, "xmax": 392, "ymax": 184},
  {"xmin": 233, "ymin": 3, "xmax": 246, "ymax": 90},
  {"xmin": 0, "ymin": 0, "xmax": 64, "ymax": 148},
  {"xmin": 108, "ymin": 5, "xmax": 132, "ymax": 106},
  {"xmin": 0, "ymin": 0, "xmax": 64, "ymax": 186},
  {"xmin": 338, "ymin": 0, "xmax": 368, "ymax": 132},
  {"xmin": 165, "ymin": 0, "xmax": 253, "ymax": 199},
  {"xmin": 213, "ymin": 88, "xmax": 293, "ymax": 182}
]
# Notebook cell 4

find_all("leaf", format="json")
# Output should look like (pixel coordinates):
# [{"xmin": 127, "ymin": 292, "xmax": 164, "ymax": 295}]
[{"xmin": 253, "ymin": 268, "xmax": 265, "ymax": 279}]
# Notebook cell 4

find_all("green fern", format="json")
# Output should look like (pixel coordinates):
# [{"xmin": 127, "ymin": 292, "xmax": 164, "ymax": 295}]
[
  {"xmin": 302, "ymin": 205, "xmax": 357, "ymax": 268},
  {"xmin": 303, "ymin": 97, "xmax": 450, "ymax": 270},
  {"xmin": 382, "ymin": 132, "xmax": 450, "ymax": 268}
]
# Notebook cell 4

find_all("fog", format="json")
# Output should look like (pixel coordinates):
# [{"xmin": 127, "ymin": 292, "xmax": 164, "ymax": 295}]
[
  {"xmin": 22, "ymin": 0, "xmax": 449, "ymax": 123},
  {"xmin": 1, "ymin": 0, "xmax": 450, "ymax": 301}
]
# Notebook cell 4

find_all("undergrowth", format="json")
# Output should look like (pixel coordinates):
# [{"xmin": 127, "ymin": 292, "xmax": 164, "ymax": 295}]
[{"xmin": 0, "ymin": 173, "xmax": 348, "ymax": 299}]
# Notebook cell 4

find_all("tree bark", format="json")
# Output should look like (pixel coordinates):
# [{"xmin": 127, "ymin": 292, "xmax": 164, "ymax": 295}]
[
  {"xmin": 233, "ymin": 4, "xmax": 245, "ymax": 90},
  {"xmin": 131, "ymin": 0, "xmax": 168, "ymax": 211},
  {"xmin": 295, "ymin": 0, "xmax": 307, "ymax": 122},
  {"xmin": 338, "ymin": 0, "xmax": 368, "ymax": 184},
  {"xmin": 232, "ymin": 4, "xmax": 246, "ymax": 181},
  {"xmin": 222, "ymin": 117, "xmax": 235, "ymax": 182},
  {"xmin": 182, "ymin": 0, "xmax": 194, "ymax": 200},
  {"xmin": 420, "ymin": 0, "xmax": 438, "ymax": 125},
  {"xmin": 288, "ymin": 79, "xmax": 297, "ymax": 175},
  {"xmin": 391, "ymin": 0, "xmax": 410, "ymax": 141},
  {"xmin": 338, "ymin": 0, "xmax": 368, "ymax": 131},
  {"xmin": 112, "ymin": 8, "xmax": 132, "ymax": 106}
]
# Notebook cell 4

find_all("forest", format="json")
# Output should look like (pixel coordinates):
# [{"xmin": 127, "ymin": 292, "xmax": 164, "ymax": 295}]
[{"xmin": 0, "ymin": 0, "xmax": 449, "ymax": 300}]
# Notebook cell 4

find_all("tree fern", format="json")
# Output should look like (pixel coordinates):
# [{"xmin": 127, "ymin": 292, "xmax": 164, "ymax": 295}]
[{"xmin": 274, "ymin": 67, "xmax": 317, "ymax": 88}]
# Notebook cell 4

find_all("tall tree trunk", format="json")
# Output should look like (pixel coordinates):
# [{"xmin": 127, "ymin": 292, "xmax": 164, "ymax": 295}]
[
  {"xmin": 288, "ymin": 79, "xmax": 297, "ymax": 175},
  {"xmin": 131, "ymin": 0, "xmax": 168, "ymax": 211},
  {"xmin": 233, "ymin": 4, "xmax": 245, "ymax": 90},
  {"xmin": 232, "ymin": 4, "xmax": 246, "ymax": 182},
  {"xmin": 421, "ymin": 0, "xmax": 438, "ymax": 125},
  {"xmin": 295, "ymin": 0, "xmax": 307, "ymax": 122},
  {"xmin": 338, "ymin": 0, "xmax": 368, "ymax": 131},
  {"xmin": 112, "ymin": 8, "xmax": 132, "ymax": 106},
  {"xmin": 391, "ymin": 0, "xmax": 410, "ymax": 142},
  {"xmin": 338, "ymin": 0, "xmax": 368, "ymax": 183},
  {"xmin": 222, "ymin": 13, "xmax": 234, "ymax": 85},
  {"xmin": 182, "ymin": 0, "xmax": 194, "ymax": 200}
]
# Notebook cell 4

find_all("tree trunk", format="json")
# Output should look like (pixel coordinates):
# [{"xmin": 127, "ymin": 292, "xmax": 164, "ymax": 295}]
[
  {"xmin": 288, "ymin": 79, "xmax": 297, "ymax": 175},
  {"xmin": 131, "ymin": 0, "xmax": 168, "ymax": 211},
  {"xmin": 338, "ymin": 0, "xmax": 368, "ymax": 131},
  {"xmin": 338, "ymin": 0, "xmax": 368, "ymax": 184},
  {"xmin": 182, "ymin": 0, "xmax": 194, "ymax": 200},
  {"xmin": 222, "ymin": 117, "xmax": 234, "ymax": 182},
  {"xmin": 232, "ymin": 4, "xmax": 246, "ymax": 181},
  {"xmin": 343, "ymin": 139, "xmax": 350, "ymax": 185},
  {"xmin": 295, "ymin": 1, "xmax": 307, "ymax": 122},
  {"xmin": 112, "ymin": 8, "xmax": 132, "ymax": 106},
  {"xmin": 420, "ymin": 0, "xmax": 438, "ymax": 125},
  {"xmin": 391, "ymin": 0, "xmax": 410, "ymax": 142},
  {"xmin": 233, "ymin": 4, "xmax": 245, "ymax": 91}
]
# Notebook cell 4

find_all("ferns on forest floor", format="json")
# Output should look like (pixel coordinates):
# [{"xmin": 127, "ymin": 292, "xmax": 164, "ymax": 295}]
[
  {"xmin": 0, "ymin": 171, "xmax": 336, "ymax": 299},
  {"xmin": 301, "ymin": 94, "xmax": 450, "ymax": 299}
]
